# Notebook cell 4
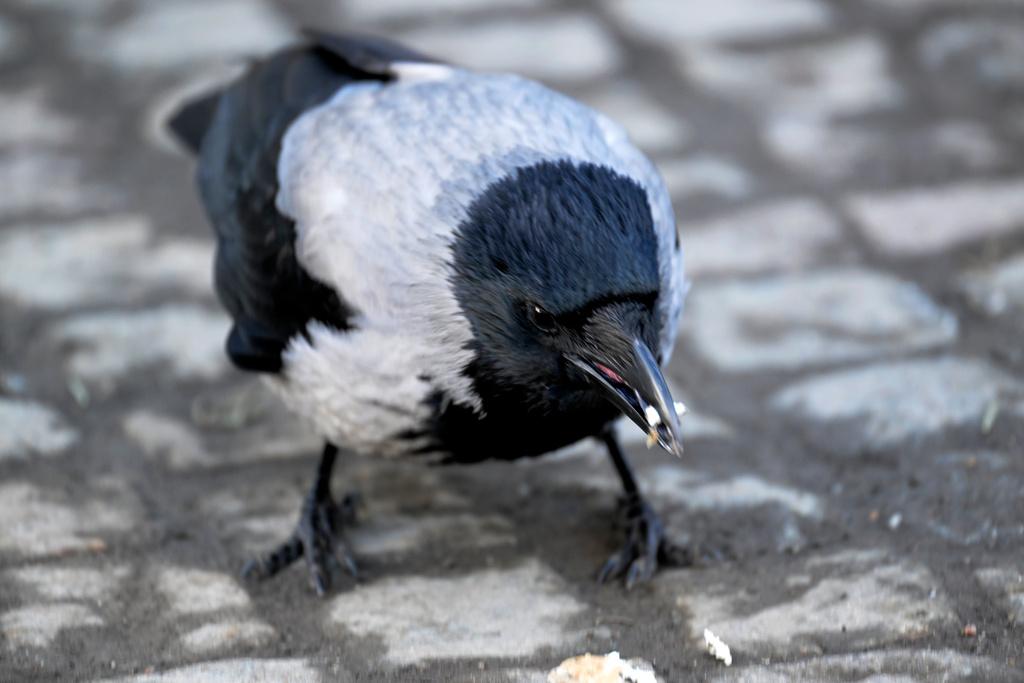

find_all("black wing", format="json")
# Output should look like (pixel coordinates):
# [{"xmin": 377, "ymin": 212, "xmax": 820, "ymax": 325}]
[{"xmin": 169, "ymin": 33, "xmax": 436, "ymax": 372}]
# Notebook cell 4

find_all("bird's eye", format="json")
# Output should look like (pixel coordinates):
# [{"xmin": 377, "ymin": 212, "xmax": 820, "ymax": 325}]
[{"xmin": 527, "ymin": 304, "xmax": 558, "ymax": 333}]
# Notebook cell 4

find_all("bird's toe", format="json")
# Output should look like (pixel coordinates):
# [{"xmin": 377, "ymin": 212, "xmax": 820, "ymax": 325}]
[
  {"xmin": 243, "ymin": 490, "xmax": 359, "ymax": 596},
  {"xmin": 302, "ymin": 531, "xmax": 332, "ymax": 596},
  {"xmin": 597, "ymin": 495, "xmax": 667, "ymax": 589},
  {"xmin": 299, "ymin": 495, "xmax": 359, "ymax": 595},
  {"xmin": 597, "ymin": 549, "xmax": 630, "ymax": 584},
  {"xmin": 242, "ymin": 535, "xmax": 304, "ymax": 581},
  {"xmin": 624, "ymin": 554, "xmax": 656, "ymax": 590}
]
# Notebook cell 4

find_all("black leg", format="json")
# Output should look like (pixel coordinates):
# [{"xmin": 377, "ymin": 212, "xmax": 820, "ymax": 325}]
[
  {"xmin": 603, "ymin": 429, "xmax": 639, "ymax": 497},
  {"xmin": 597, "ymin": 428, "xmax": 669, "ymax": 589},
  {"xmin": 242, "ymin": 442, "xmax": 359, "ymax": 596}
]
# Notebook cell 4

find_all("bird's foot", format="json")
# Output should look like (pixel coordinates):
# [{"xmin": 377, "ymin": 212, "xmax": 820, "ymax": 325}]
[
  {"xmin": 598, "ymin": 494, "xmax": 682, "ymax": 589},
  {"xmin": 242, "ymin": 489, "xmax": 359, "ymax": 596}
]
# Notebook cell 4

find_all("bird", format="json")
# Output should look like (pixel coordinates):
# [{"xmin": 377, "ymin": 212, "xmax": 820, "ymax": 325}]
[{"xmin": 168, "ymin": 31, "xmax": 688, "ymax": 595}]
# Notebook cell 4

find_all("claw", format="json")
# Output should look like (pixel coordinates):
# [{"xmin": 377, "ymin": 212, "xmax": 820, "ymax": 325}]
[
  {"xmin": 305, "ymin": 537, "xmax": 329, "ymax": 595},
  {"xmin": 311, "ymin": 564, "xmax": 329, "ymax": 596},
  {"xmin": 624, "ymin": 559, "xmax": 645, "ymax": 590},
  {"xmin": 333, "ymin": 543, "xmax": 359, "ymax": 580},
  {"xmin": 241, "ymin": 558, "xmax": 260, "ymax": 580},
  {"xmin": 598, "ymin": 552, "xmax": 625, "ymax": 584},
  {"xmin": 243, "ymin": 487, "xmax": 359, "ymax": 595},
  {"xmin": 597, "ymin": 496, "xmax": 667, "ymax": 589}
]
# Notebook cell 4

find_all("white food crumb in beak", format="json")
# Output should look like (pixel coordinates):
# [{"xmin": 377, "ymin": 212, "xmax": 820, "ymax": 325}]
[
  {"xmin": 643, "ymin": 406, "xmax": 661, "ymax": 449},
  {"xmin": 644, "ymin": 405, "xmax": 661, "ymax": 427},
  {"xmin": 674, "ymin": 401, "xmax": 688, "ymax": 417},
  {"xmin": 704, "ymin": 628, "xmax": 732, "ymax": 666}
]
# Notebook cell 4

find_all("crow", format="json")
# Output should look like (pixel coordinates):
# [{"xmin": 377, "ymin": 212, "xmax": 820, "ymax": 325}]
[{"xmin": 169, "ymin": 31, "xmax": 688, "ymax": 594}]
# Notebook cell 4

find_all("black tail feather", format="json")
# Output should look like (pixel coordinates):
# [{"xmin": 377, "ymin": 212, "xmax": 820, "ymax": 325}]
[{"xmin": 167, "ymin": 89, "xmax": 222, "ymax": 155}]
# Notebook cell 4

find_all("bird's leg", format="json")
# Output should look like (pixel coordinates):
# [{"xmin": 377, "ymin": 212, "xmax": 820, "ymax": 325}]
[
  {"xmin": 597, "ymin": 428, "xmax": 671, "ymax": 589},
  {"xmin": 242, "ymin": 442, "xmax": 358, "ymax": 595}
]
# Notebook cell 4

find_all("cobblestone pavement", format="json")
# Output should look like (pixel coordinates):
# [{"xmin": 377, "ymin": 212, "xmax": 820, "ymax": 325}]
[{"xmin": 1, "ymin": 1, "xmax": 1023, "ymax": 681}]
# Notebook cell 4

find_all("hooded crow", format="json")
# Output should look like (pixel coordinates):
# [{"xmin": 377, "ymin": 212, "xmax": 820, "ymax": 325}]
[{"xmin": 169, "ymin": 31, "xmax": 688, "ymax": 594}]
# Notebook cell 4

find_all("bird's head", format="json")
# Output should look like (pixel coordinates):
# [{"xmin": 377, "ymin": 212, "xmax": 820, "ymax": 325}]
[{"xmin": 451, "ymin": 160, "xmax": 684, "ymax": 456}]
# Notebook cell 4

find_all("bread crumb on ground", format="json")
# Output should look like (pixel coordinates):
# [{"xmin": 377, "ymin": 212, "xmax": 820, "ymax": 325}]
[
  {"xmin": 547, "ymin": 651, "xmax": 657, "ymax": 683},
  {"xmin": 704, "ymin": 628, "xmax": 733, "ymax": 666}
]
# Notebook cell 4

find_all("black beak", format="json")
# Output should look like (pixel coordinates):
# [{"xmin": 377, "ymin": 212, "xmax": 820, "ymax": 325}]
[{"xmin": 570, "ymin": 337, "xmax": 685, "ymax": 457}]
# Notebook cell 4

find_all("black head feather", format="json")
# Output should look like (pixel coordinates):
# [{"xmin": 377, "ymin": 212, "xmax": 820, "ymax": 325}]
[{"xmin": 450, "ymin": 160, "xmax": 663, "ymax": 413}]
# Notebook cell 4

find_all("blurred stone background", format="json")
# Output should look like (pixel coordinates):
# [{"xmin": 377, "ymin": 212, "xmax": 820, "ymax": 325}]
[{"xmin": 0, "ymin": 0, "xmax": 1023, "ymax": 680}]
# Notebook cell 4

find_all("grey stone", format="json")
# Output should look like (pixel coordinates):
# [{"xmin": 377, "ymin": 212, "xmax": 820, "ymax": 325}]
[
  {"xmin": 208, "ymin": 459, "xmax": 474, "ymax": 557},
  {"xmin": 123, "ymin": 411, "xmax": 213, "ymax": 469},
  {"xmin": 684, "ymin": 269, "xmax": 957, "ymax": 371},
  {"xmin": 349, "ymin": 513, "xmax": 516, "ymax": 556},
  {"xmin": 1007, "ymin": 105, "xmax": 1024, "ymax": 140},
  {"xmin": 670, "ymin": 551, "xmax": 954, "ymax": 658},
  {"xmin": 128, "ymin": 402, "xmax": 320, "ymax": 470},
  {"xmin": 937, "ymin": 450, "xmax": 1010, "ymax": 471},
  {"xmin": 0, "ymin": 372, "xmax": 26, "ymax": 394},
  {"xmin": 0, "ymin": 216, "xmax": 212, "ymax": 309},
  {"xmin": 960, "ymin": 253, "xmax": 1024, "ymax": 317},
  {"xmin": 104, "ymin": 659, "xmax": 321, "ymax": 683},
  {"xmin": 772, "ymin": 357, "xmax": 1024, "ymax": 446},
  {"xmin": 52, "ymin": 304, "xmax": 230, "ymax": 383},
  {"xmin": 221, "ymin": 500, "xmax": 500, "ymax": 561},
  {"xmin": 0, "ymin": 16, "xmax": 17, "ymax": 63},
  {"xmin": 975, "ymin": 567, "xmax": 1024, "ymax": 623},
  {"xmin": 399, "ymin": 14, "xmax": 621, "ymax": 81},
  {"xmin": 6, "ymin": 565, "xmax": 129, "ymax": 601},
  {"xmin": 846, "ymin": 178, "xmax": 1024, "ymax": 256},
  {"xmin": 0, "ymin": 482, "xmax": 133, "ymax": 559},
  {"xmin": 929, "ymin": 120, "xmax": 1005, "ymax": 168},
  {"xmin": 606, "ymin": 0, "xmax": 830, "ymax": 43},
  {"xmin": 2, "ymin": 603, "xmax": 103, "ymax": 648},
  {"xmin": 189, "ymin": 381, "xmax": 273, "ymax": 430},
  {"xmin": 180, "ymin": 620, "xmax": 276, "ymax": 655},
  {"xmin": 765, "ymin": 118, "xmax": 1004, "ymax": 181},
  {"xmin": 586, "ymin": 82, "xmax": 691, "ymax": 151},
  {"xmin": 336, "ymin": 0, "xmax": 543, "ymax": 23},
  {"xmin": 7, "ymin": 0, "xmax": 117, "ymax": 16},
  {"xmin": 154, "ymin": 566, "xmax": 252, "ymax": 615},
  {"xmin": 501, "ymin": 669, "xmax": 548, "ymax": 683},
  {"xmin": 681, "ymin": 36, "xmax": 901, "ymax": 119},
  {"xmin": 869, "ymin": 0, "xmax": 1024, "ymax": 10},
  {"xmin": 919, "ymin": 18, "xmax": 1024, "ymax": 88},
  {"xmin": 677, "ymin": 411, "xmax": 735, "ymax": 442},
  {"xmin": 75, "ymin": 0, "xmax": 294, "ymax": 71},
  {"xmin": 0, "ymin": 88, "xmax": 77, "ymax": 146},
  {"xmin": 0, "ymin": 150, "xmax": 115, "ymax": 219},
  {"xmin": 682, "ymin": 199, "xmax": 845, "ymax": 278},
  {"xmin": 708, "ymin": 648, "xmax": 1016, "ymax": 682},
  {"xmin": 672, "ymin": 473, "xmax": 822, "ymax": 519},
  {"xmin": 225, "ymin": 513, "xmax": 295, "ymax": 556},
  {"xmin": 0, "ymin": 398, "xmax": 77, "ymax": 460},
  {"xmin": 326, "ymin": 559, "xmax": 585, "ymax": 664},
  {"xmin": 657, "ymin": 156, "xmax": 753, "ymax": 201},
  {"xmin": 764, "ymin": 118, "xmax": 874, "ymax": 180},
  {"xmin": 542, "ymin": 453, "xmax": 822, "ymax": 519}
]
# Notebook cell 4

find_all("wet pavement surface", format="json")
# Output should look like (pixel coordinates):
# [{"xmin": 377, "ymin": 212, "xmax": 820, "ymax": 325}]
[{"xmin": 1, "ymin": 0, "xmax": 1023, "ymax": 681}]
